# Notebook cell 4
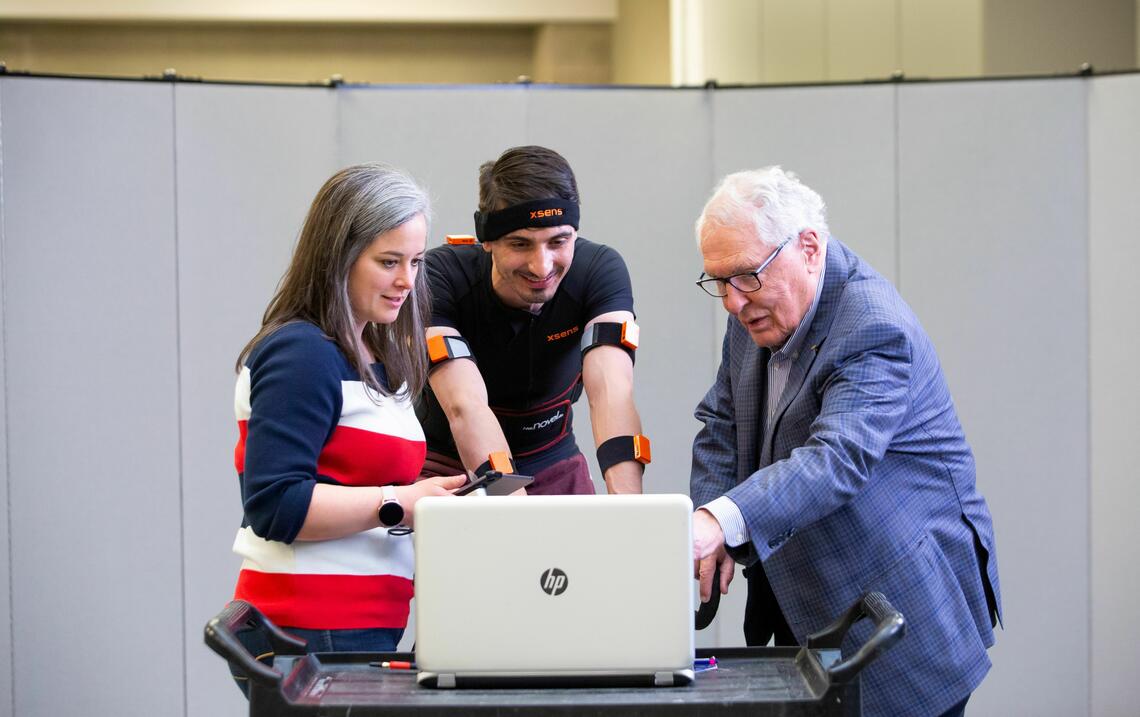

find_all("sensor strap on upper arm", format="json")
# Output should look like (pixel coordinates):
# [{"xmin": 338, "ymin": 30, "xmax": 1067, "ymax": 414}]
[
  {"xmin": 426, "ymin": 334, "xmax": 474, "ymax": 370},
  {"xmin": 580, "ymin": 321, "xmax": 639, "ymax": 363},
  {"xmin": 596, "ymin": 434, "xmax": 652, "ymax": 475}
]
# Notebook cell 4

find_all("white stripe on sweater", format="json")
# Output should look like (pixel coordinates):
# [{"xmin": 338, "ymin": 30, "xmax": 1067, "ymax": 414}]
[
  {"xmin": 235, "ymin": 366, "xmax": 252, "ymax": 421},
  {"xmin": 337, "ymin": 380, "xmax": 424, "ymax": 442},
  {"xmin": 233, "ymin": 525, "xmax": 414, "ymax": 578}
]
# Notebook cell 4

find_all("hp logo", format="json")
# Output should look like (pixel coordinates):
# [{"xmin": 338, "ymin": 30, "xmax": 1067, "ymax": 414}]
[{"xmin": 540, "ymin": 568, "xmax": 568, "ymax": 596}]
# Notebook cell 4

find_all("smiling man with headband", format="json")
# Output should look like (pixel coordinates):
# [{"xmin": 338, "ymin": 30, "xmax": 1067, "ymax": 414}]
[{"xmin": 417, "ymin": 145, "xmax": 648, "ymax": 495}]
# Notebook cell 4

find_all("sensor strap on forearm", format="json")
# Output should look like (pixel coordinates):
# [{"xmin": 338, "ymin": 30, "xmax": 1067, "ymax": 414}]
[
  {"xmin": 580, "ymin": 321, "xmax": 639, "ymax": 363},
  {"xmin": 596, "ymin": 434, "xmax": 651, "ymax": 475},
  {"xmin": 426, "ymin": 334, "xmax": 474, "ymax": 371},
  {"xmin": 474, "ymin": 451, "xmax": 515, "ymax": 478}
]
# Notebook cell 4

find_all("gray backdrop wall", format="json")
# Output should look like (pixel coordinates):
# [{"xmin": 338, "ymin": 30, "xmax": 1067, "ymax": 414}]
[{"xmin": 0, "ymin": 73, "xmax": 1136, "ymax": 717}]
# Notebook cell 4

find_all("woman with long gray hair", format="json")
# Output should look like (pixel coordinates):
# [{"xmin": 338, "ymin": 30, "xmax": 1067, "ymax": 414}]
[{"xmin": 226, "ymin": 163, "xmax": 463, "ymax": 692}]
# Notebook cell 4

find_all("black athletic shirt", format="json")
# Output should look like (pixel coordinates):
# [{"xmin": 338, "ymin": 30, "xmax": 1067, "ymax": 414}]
[{"xmin": 419, "ymin": 237, "xmax": 635, "ymax": 474}]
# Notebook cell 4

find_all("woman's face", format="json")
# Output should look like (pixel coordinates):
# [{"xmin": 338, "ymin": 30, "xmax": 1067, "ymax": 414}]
[{"xmin": 347, "ymin": 213, "xmax": 427, "ymax": 334}]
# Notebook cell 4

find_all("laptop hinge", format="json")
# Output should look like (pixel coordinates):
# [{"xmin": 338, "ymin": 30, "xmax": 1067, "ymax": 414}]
[
  {"xmin": 654, "ymin": 671, "xmax": 674, "ymax": 686},
  {"xmin": 438, "ymin": 674, "xmax": 456, "ymax": 689}
]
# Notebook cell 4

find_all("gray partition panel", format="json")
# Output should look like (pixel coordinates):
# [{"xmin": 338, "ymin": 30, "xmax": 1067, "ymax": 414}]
[
  {"xmin": 899, "ymin": 78, "xmax": 1089, "ymax": 717},
  {"xmin": 1088, "ymin": 73, "xmax": 1140, "ymax": 717},
  {"xmin": 4, "ymin": 74, "xmax": 1131, "ymax": 717},
  {"xmin": 339, "ymin": 86, "xmax": 528, "ymax": 242},
  {"xmin": 2, "ymin": 78, "xmax": 183, "ymax": 716},
  {"xmin": 0, "ymin": 78, "xmax": 13, "ymax": 717},
  {"xmin": 174, "ymin": 83, "xmax": 338, "ymax": 717},
  {"xmin": 524, "ymin": 87, "xmax": 714, "ymax": 497},
  {"xmin": 712, "ymin": 85, "xmax": 898, "ymax": 285}
]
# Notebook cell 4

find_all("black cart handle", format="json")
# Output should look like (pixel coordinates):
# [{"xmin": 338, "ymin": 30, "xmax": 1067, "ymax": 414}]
[
  {"xmin": 806, "ymin": 591, "xmax": 905, "ymax": 683},
  {"xmin": 203, "ymin": 600, "xmax": 307, "ymax": 687},
  {"xmin": 694, "ymin": 573, "xmax": 721, "ymax": 630}
]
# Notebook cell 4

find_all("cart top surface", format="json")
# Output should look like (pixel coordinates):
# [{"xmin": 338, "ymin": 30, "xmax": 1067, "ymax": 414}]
[{"xmin": 258, "ymin": 647, "xmax": 848, "ymax": 710}]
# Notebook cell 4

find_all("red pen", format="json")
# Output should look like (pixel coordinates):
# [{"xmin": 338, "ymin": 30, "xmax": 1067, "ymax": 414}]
[{"xmin": 380, "ymin": 660, "xmax": 415, "ymax": 670}]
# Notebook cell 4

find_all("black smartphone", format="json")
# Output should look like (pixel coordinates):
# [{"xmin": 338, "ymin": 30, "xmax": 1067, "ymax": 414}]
[{"xmin": 454, "ymin": 471, "xmax": 534, "ymax": 496}]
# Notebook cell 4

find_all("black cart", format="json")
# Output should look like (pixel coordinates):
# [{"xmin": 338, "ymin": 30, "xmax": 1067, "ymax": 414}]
[{"xmin": 206, "ymin": 592, "xmax": 903, "ymax": 716}]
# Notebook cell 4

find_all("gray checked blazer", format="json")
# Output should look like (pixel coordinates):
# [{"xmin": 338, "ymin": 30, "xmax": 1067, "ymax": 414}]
[{"xmin": 691, "ymin": 238, "xmax": 1001, "ymax": 716}]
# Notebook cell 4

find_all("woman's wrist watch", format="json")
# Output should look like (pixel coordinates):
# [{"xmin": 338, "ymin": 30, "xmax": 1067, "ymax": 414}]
[{"xmin": 378, "ymin": 485, "xmax": 405, "ymax": 527}]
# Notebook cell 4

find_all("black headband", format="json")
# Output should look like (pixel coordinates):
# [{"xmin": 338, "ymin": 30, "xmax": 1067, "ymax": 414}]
[{"xmin": 474, "ymin": 198, "xmax": 580, "ymax": 242}]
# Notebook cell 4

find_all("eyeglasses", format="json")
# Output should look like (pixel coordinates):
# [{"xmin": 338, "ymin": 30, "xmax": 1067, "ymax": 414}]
[{"xmin": 695, "ymin": 238, "xmax": 791, "ymax": 298}]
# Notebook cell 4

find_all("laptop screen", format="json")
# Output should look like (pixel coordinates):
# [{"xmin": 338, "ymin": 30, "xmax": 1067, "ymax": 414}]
[{"xmin": 413, "ymin": 494, "xmax": 694, "ymax": 680}]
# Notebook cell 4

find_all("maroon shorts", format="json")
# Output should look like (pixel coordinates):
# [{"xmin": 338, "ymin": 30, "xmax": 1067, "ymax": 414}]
[{"xmin": 420, "ymin": 451, "xmax": 595, "ymax": 496}]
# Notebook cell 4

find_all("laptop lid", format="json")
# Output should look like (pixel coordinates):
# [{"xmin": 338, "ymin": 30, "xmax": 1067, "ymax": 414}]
[{"xmin": 413, "ymin": 494, "xmax": 695, "ymax": 687}]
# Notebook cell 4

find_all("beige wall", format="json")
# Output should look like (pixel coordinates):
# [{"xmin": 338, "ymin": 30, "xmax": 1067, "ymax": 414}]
[
  {"xmin": 901, "ymin": 0, "xmax": 983, "ymax": 78},
  {"xmin": 984, "ymin": 0, "xmax": 1136, "ymax": 76},
  {"xmin": 698, "ymin": 0, "xmax": 764, "ymax": 85},
  {"xmin": 762, "ymin": 0, "xmax": 825, "ymax": 83},
  {"xmin": 2, "ymin": 1, "xmax": 1137, "ymax": 86},
  {"xmin": 0, "ymin": 21, "xmax": 542, "ymax": 84},
  {"xmin": 0, "ymin": 0, "xmax": 617, "ymax": 23},
  {"xmin": 671, "ymin": 0, "xmax": 985, "ymax": 85},
  {"xmin": 826, "ymin": 0, "xmax": 899, "ymax": 82},
  {"xmin": 612, "ymin": 0, "xmax": 670, "ymax": 85},
  {"xmin": 534, "ymin": 24, "xmax": 612, "ymax": 84},
  {"xmin": 0, "ymin": 0, "xmax": 616, "ymax": 85},
  {"xmin": 666, "ymin": 0, "xmax": 1139, "ymax": 86}
]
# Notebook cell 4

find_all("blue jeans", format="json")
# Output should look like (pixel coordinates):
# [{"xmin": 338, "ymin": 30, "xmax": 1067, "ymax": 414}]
[{"xmin": 229, "ymin": 625, "xmax": 404, "ymax": 698}]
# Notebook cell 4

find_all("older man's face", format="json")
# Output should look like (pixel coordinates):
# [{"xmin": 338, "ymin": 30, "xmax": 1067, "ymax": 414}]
[{"xmin": 700, "ymin": 226, "xmax": 824, "ymax": 349}]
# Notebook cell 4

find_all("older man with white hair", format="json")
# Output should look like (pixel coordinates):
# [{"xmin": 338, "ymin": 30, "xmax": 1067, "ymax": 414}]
[{"xmin": 690, "ymin": 167, "xmax": 1001, "ymax": 717}]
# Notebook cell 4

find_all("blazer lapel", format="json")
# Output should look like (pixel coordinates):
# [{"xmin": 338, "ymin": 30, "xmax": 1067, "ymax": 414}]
[
  {"xmin": 764, "ymin": 244, "xmax": 848, "ymax": 461},
  {"xmin": 734, "ymin": 341, "xmax": 768, "ymax": 478}
]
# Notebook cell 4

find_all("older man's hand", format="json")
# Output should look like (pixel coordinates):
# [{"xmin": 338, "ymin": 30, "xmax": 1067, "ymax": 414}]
[{"xmin": 693, "ymin": 508, "xmax": 735, "ymax": 603}]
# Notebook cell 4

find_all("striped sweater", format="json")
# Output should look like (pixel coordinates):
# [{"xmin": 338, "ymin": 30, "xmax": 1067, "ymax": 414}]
[{"xmin": 231, "ymin": 321, "xmax": 426, "ymax": 629}]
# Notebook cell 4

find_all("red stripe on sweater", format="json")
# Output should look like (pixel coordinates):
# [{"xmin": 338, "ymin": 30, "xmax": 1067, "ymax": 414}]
[
  {"xmin": 234, "ymin": 570, "xmax": 414, "ymax": 629},
  {"xmin": 235, "ymin": 420, "xmax": 248, "ymax": 473},
  {"xmin": 317, "ymin": 425, "xmax": 425, "ymax": 486}
]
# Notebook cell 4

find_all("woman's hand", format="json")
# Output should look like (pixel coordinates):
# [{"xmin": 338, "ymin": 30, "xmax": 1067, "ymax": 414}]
[{"xmin": 395, "ymin": 474, "xmax": 466, "ymax": 528}]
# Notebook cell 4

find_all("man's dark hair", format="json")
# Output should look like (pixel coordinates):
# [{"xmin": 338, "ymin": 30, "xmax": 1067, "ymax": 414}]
[{"xmin": 478, "ymin": 145, "xmax": 580, "ymax": 212}]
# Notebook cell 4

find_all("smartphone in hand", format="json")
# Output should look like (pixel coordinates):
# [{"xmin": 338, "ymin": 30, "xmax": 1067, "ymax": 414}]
[{"xmin": 454, "ymin": 471, "xmax": 534, "ymax": 496}]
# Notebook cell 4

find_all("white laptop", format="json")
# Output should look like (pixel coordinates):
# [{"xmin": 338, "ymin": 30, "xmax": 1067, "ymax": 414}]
[{"xmin": 413, "ymin": 494, "xmax": 695, "ymax": 688}]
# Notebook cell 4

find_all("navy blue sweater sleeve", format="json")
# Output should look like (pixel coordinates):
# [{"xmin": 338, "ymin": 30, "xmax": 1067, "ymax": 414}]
[{"xmin": 240, "ymin": 324, "xmax": 343, "ymax": 543}]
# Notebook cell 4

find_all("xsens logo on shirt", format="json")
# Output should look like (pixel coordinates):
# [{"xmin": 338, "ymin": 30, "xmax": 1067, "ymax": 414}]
[{"xmin": 547, "ymin": 325, "xmax": 580, "ymax": 342}]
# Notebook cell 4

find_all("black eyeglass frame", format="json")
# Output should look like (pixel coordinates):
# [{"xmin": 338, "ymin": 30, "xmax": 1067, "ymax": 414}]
[{"xmin": 695, "ymin": 237, "xmax": 792, "ymax": 298}]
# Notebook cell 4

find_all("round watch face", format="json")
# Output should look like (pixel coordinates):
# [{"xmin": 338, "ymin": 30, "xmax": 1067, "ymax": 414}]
[{"xmin": 379, "ymin": 498, "xmax": 404, "ymax": 527}]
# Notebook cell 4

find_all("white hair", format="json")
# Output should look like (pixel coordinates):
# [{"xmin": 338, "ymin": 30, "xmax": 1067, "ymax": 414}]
[{"xmin": 695, "ymin": 166, "xmax": 829, "ymax": 249}]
